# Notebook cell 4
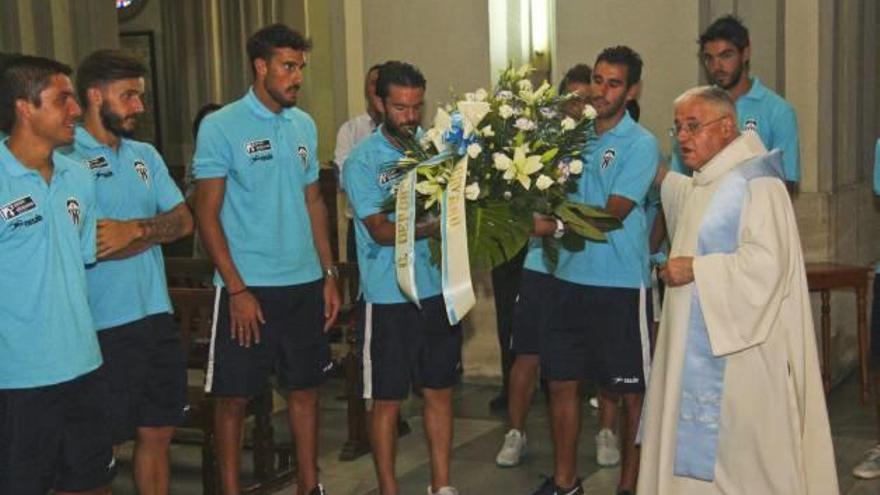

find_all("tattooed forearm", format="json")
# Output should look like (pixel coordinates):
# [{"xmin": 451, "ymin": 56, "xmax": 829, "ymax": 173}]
[{"xmin": 137, "ymin": 204, "xmax": 194, "ymax": 244}]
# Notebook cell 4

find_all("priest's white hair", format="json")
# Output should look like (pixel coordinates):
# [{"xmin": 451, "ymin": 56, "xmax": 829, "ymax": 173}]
[{"xmin": 674, "ymin": 85, "xmax": 736, "ymax": 119}]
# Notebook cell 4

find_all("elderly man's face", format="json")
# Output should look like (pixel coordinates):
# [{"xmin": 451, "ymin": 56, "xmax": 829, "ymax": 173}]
[{"xmin": 673, "ymin": 98, "xmax": 737, "ymax": 170}]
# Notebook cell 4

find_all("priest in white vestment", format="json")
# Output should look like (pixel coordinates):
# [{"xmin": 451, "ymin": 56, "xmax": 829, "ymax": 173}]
[{"xmin": 637, "ymin": 86, "xmax": 839, "ymax": 495}]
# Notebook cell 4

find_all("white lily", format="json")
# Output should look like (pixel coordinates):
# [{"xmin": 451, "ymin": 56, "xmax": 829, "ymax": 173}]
[
  {"xmin": 502, "ymin": 145, "xmax": 544, "ymax": 190},
  {"xmin": 457, "ymin": 101, "xmax": 492, "ymax": 136},
  {"xmin": 415, "ymin": 168, "xmax": 446, "ymax": 209}
]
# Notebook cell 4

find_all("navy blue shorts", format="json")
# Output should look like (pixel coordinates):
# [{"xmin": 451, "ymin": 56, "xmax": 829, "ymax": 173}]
[
  {"xmin": 510, "ymin": 269, "xmax": 555, "ymax": 355},
  {"xmin": 541, "ymin": 279, "xmax": 652, "ymax": 393},
  {"xmin": 98, "ymin": 312, "xmax": 188, "ymax": 444},
  {"xmin": 206, "ymin": 281, "xmax": 331, "ymax": 396},
  {"xmin": 358, "ymin": 296, "xmax": 463, "ymax": 400},
  {"xmin": 0, "ymin": 368, "xmax": 116, "ymax": 494}
]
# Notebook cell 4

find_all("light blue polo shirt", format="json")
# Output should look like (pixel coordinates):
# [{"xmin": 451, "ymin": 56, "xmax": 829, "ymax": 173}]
[
  {"xmin": 61, "ymin": 126, "xmax": 184, "ymax": 330},
  {"xmin": 0, "ymin": 140, "xmax": 102, "ymax": 388},
  {"xmin": 193, "ymin": 88, "xmax": 322, "ymax": 287},
  {"xmin": 555, "ymin": 113, "xmax": 659, "ymax": 288},
  {"xmin": 671, "ymin": 77, "xmax": 800, "ymax": 182},
  {"xmin": 342, "ymin": 128, "xmax": 442, "ymax": 304},
  {"xmin": 522, "ymin": 238, "xmax": 551, "ymax": 274}
]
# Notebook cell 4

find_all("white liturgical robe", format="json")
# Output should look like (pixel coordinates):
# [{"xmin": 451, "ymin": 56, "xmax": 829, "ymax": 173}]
[{"xmin": 637, "ymin": 132, "xmax": 839, "ymax": 495}]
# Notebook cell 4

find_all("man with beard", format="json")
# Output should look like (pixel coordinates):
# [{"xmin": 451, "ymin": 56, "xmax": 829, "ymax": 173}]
[
  {"xmin": 670, "ymin": 15, "xmax": 800, "ymax": 190},
  {"xmin": 343, "ymin": 61, "xmax": 462, "ymax": 495},
  {"xmin": 193, "ymin": 24, "xmax": 340, "ymax": 495},
  {"xmin": 61, "ymin": 49, "xmax": 193, "ymax": 495},
  {"xmin": 531, "ymin": 46, "xmax": 659, "ymax": 495},
  {"xmin": 0, "ymin": 55, "xmax": 115, "ymax": 495}
]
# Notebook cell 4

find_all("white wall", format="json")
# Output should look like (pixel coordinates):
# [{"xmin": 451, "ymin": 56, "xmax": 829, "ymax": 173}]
[{"xmin": 554, "ymin": 0, "xmax": 701, "ymax": 157}]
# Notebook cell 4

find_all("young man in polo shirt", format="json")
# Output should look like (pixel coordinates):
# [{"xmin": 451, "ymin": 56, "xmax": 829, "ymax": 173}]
[
  {"xmin": 670, "ymin": 15, "xmax": 800, "ymax": 190},
  {"xmin": 343, "ymin": 61, "xmax": 462, "ymax": 495},
  {"xmin": 0, "ymin": 55, "xmax": 115, "ymax": 495},
  {"xmin": 532, "ymin": 46, "xmax": 659, "ymax": 495},
  {"xmin": 193, "ymin": 24, "xmax": 340, "ymax": 495},
  {"xmin": 62, "ymin": 49, "xmax": 194, "ymax": 495}
]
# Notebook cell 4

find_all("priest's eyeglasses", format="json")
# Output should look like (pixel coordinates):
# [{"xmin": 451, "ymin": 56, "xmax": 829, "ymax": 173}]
[{"xmin": 668, "ymin": 116, "xmax": 727, "ymax": 137}]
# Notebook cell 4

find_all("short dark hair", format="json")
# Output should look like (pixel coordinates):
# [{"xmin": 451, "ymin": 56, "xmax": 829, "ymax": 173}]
[
  {"xmin": 76, "ymin": 49, "xmax": 147, "ymax": 108},
  {"xmin": 192, "ymin": 102, "xmax": 222, "ymax": 140},
  {"xmin": 595, "ymin": 46, "xmax": 643, "ymax": 88},
  {"xmin": 376, "ymin": 61, "xmax": 426, "ymax": 101},
  {"xmin": 246, "ymin": 24, "xmax": 312, "ymax": 75},
  {"xmin": 0, "ymin": 55, "xmax": 72, "ymax": 134},
  {"xmin": 700, "ymin": 15, "xmax": 750, "ymax": 52},
  {"xmin": 558, "ymin": 64, "xmax": 592, "ymax": 94}
]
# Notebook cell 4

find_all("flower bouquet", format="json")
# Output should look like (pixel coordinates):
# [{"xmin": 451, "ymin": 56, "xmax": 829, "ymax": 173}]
[{"xmin": 388, "ymin": 65, "xmax": 621, "ymax": 323}]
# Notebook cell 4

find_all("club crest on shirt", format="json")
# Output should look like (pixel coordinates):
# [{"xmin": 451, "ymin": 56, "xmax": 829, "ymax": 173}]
[
  {"xmin": 85, "ymin": 155, "xmax": 113, "ymax": 178},
  {"xmin": 601, "ymin": 148, "xmax": 616, "ymax": 169},
  {"xmin": 133, "ymin": 160, "xmax": 150, "ymax": 184},
  {"xmin": 743, "ymin": 118, "xmax": 758, "ymax": 132},
  {"xmin": 245, "ymin": 138, "xmax": 274, "ymax": 162},
  {"xmin": 0, "ymin": 195, "xmax": 37, "ymax": 221},
  {"xmin": 66, "ymin": 197, "xmax": 81, "ymax": 226},
  {"xmin": 297, "ymin": 145, "xmax": 309, "ymax": 170}
]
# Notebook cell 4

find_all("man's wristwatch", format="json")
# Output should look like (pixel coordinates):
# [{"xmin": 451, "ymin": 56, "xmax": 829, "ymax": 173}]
[
  {"xmin": 552, "ymin": 218, "xmax": 566, "ymax": 239},
  {"xmin": 323, "ymin": 265, "xmax": 339, "ymax": 279}
]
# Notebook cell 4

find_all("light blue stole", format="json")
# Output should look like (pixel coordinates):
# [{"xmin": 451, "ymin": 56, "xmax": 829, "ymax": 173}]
[{"xmin": 673, "ymin": 149, "xmax": 784, "ymax": 481}]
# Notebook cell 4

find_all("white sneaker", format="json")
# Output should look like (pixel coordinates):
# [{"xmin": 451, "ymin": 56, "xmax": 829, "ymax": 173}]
[
  {"xmin": 853, "ymin": 444, "xmax": 880, "ymax": 479},
  {"xmin": 595, "ymin": 428, "xmax": 620, "ymax": 467},
  {"xmin": 427, "ymin": 486, "xmax": 459, "ymax": 495},
  {"xmin": 495, "ymin": 428, "xmax": 527, "ymax": 467}
]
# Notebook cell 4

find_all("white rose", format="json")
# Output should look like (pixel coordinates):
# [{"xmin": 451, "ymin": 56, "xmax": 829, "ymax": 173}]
[
  {"xmin": 465, "ymin": 183, "xmax": 480, "ymax": 201},
  {"xmin": 498, "ymin": 104, "xmax": 514, "ymax": 119},
  {"xmin": 582, "ymin": 104, "xmax": 598, "ymax": 120},
  {"xmin": 535, "ymin": 174, "xmax": 553, "ymax": 191},
  {"xmin": 569, "ymin": 159, "xmax": 584, "ymax": 174},
  {"xmin": 503, "ymin": 190, "xmax": 512, "ymax": 200},
  {"xmin": 514, "ymin": 118, "xmax": 536, "ymax": 131},
  {"xmin": 561, "ymin": 116, "xmax": 577, "ymax": 131},
  {"xmin": 466, "ymin": 143, "xmax": 482, "ymax": 159},
  {"xmin": 474, "ymin": 88, "xmax": 489, "ymax": 102},
  {"xmin": 493, "ymin": 152, "xmax": 512, "ymax": 171},
  {"xmin": 480, "ymin": 125, "xmax": 495, "ymax": 137}
]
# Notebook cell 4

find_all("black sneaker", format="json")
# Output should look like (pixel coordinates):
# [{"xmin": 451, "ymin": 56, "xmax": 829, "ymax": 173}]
[
  {"xmin": 308, "ymin": 484, "xmax": 327, "ymax": 495},
  {"xmin": 529, "ymin": 476, "xmax": 584, "ymax": 495}
]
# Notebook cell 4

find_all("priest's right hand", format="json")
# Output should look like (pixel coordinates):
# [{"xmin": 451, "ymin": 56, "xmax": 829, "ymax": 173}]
[
  {"xmin": 229, "ymin": 290, "xmax": 265, "ymax": 347},
  {"xmin": 659, "ymin": 256, "xmax": 694, "ymax": 287}
]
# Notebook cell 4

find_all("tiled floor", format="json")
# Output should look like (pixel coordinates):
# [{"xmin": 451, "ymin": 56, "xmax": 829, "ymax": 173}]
[{"xmin": 111, "ymin": 371, "xmax": 880, "ymax": 494}]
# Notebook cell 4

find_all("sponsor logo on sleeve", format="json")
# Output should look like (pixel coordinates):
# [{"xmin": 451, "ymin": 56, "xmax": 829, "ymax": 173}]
[
  {"xmin": 85, "ymin": 155, "xmax": 113, "ymax": 178},
  {"xmin": 378, "ymin": 166, "xmax": 404, "ymax": 186},
  {"xmin": 1, "ymin": 196, "xmax": 37, "ymax": 221},
  {"xmin": 743, "ymin": 118, "xmax": 758, "ymax": 132},
  {"xmin": 245, "ymin": 139, "xmax": 274, "ymax": 162}
]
